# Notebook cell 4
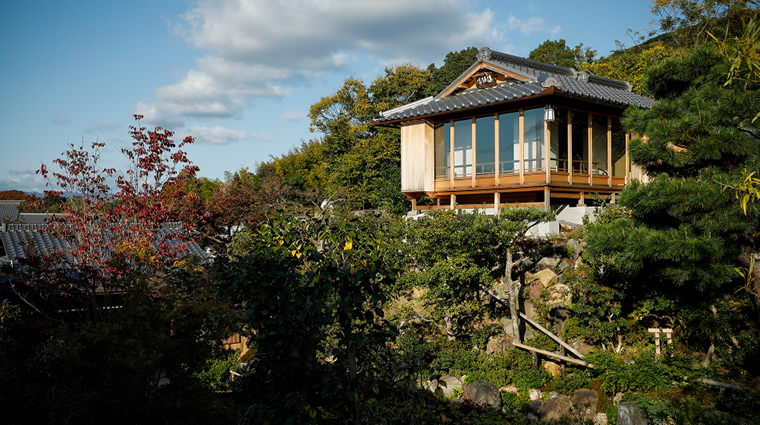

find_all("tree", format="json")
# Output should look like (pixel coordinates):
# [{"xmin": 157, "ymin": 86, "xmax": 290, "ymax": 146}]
[
  {"xmin": 584, "ymin": 44, "xmax": 760, "ymax": 353},
  {"xmin": 401, "ymin": 208, "xmax": 554, "ymax": 340},
  {"xmin": 528, "ymin": 39, "xmax": 596, "ymax": 69},
  {"xmin": 426, "ymin": 47, "xmax": 479, "ymax": 96},
  {"xmin": 586, "ymin": 43, "xmax": 676, "ymax": 97},
  {"xmin": 218, "ymin": 210, "xmax": 398, "ymax": 424},
  {"xmin": 11, "ymin": 115, "xmax": 202, "ymax": 323}
]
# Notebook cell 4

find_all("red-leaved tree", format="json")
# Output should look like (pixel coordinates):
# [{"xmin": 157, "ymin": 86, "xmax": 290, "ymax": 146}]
[{"xmin": 14, "ymin": 115, "xmax": 204, "ymax": 322}]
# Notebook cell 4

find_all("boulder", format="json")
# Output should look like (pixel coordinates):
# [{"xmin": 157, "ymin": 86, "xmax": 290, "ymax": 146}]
[
  {"xmin": 543, "ymin": 361, "xmax": 562, "ymax": 378},
  {"xmin": 613, "ymin": 392, "xmax": 623, "ymax": 406},
  {"xmin": 545, "ymin": 283, "xmax": 571, "ymax": 306},
  {"xmin": 538, "ymin": 394, "xmax": 573, "ymax": 424},
  {"xmin": 429, "ymin": 375, "xmax": 462, "ymax": 399},
  {"xmin": 466, "ymin": 380, "xmax": 502, "ymax": 408},
  {"xmin": 594, "ymin": 413, "xmax": 608, "ymax": 425},
  {"xmin": 519, "ymin": 257, "xmax": 535, "ymax": 272},
  {"xmin": 528, "ymin": 399, "xmax": 544, "ymax": 414},
  {"xmin": 618, "ymin": 402, "xmax": 647, "ymax": 425},
  {"xmin": 566, "ymin": 239, "xmax": 582, "ymax": 259},
  {"xmin": 536, "ymin": 256, "xmax": 561, "ymax": 271},
  {"xmin": 486, "ymin": 336, "xmax": 513, "ymax": 354},
  {"xmin": 528, "ymin": 268, "xmax": 558, "ymax": 288},
  {"xmin": 558, "ymin": 258, "xmax": 575, "ymax": 272},
  {"xmin": 571, "ymin": 389, "xmax": 599, "ymax": 417},
  {"xmin": 529, "ymin": 388, "xmax": 543, "ymax": 401}
]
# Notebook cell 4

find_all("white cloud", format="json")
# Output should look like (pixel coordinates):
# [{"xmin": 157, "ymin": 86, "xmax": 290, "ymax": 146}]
[
  {"xmin": 139, "ymin": 0, "xmax": 506, "ymax": 128},
  {"xmin": 184, "ymin": 125, "xmax": 271, "ymax": 145},
  {"xmin": 282, "ymin": 109, "xmax": 307, "ymax": 122},
  {"xmin": 0, "ymin": 168, "xmax": 46, "ymax": 193},
  {"xmin": 506, "ymin": 14, "xmax": 561, "ymax": 36}
]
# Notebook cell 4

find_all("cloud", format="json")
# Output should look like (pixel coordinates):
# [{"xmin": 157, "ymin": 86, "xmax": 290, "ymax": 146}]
[
  {"xmin": 139, "ymin": 0, "xmax": 505, "ymax": 127},
  {"xmin": 52, "ymin": 116, "xmax": 70, "ymax": 126},
  {"xmin": 506, "ymin": 14, "xmax": 561, "ymax": 36},
  {"xmin": 282, "ymin": 109, "xmax": 307, "ymax": 122},
  {"xmin": 184, "ymin": 125, "xmax": 271, "ymax": 145},
  {"xmin": 0, "ymin": 168, "xmax": 46, "ymax": 193}
]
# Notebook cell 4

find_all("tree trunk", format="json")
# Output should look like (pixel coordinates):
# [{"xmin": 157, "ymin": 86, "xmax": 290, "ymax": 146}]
[
  {"xmin": 347, "ymin": 343, "xmax": 360, "ymax": 425},
  {"xmin": 504, "ymin": 248, "xmax": 521, "ymax": 343}
]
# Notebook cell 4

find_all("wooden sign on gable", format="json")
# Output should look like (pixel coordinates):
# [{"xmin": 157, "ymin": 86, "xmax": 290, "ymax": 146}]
[{"xmin": 474, "ymin": 71, "xmax": 497, "ymax": 89}]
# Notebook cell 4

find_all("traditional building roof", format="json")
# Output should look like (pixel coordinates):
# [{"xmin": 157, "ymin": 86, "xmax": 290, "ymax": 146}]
[
  {"xmin": 0, "ymin": 209, "xmax": 207, "ymax": 265},
  {"xmin": 375, "ymin": 47, "xmax": 654, "ymax": 123}
]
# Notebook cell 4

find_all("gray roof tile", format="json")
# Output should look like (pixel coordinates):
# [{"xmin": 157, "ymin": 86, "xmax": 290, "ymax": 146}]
[{"xmin": 376, "ymin": 47, "xmax": 654, "ymax": 123}]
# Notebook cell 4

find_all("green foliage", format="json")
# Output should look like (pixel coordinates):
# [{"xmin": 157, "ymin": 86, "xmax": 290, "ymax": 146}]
[
  {"xmin": 546, "ymin": 370, "xmax": 595, "ymax": 395},
  {"xmin": 513, "ymin": 369, "xmax": 552, "ymax": 391},
  {"xmin": 565, "ymin": 263, "xmax": 627, "ymax": 346},
  {"xmin": 588, "ymin": 349, "xmax": 698, "ymax": 395},
  {"xmin": 529, "ymin": 39, "xmax": 597, "ymax": 68},
  {"xmin": 426, "ymin": 47, "xmax": 479, "ymax": 96},
  {"xmin": 193, "ymin": 349, "xmax": 242, "ymax": 391}
]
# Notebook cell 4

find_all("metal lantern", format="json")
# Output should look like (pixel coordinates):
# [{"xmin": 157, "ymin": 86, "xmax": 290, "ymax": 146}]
[{"xmin": 544, "ymin": 105, "xmax": 556, "ymax": 123}]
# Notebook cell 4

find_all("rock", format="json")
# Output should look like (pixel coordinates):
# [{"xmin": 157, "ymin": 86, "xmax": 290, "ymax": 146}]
[
  {"xmin": 528, "ymin": 268, "xmax": 558, "ymax": 288},
  {"xmin": 429, "ymin": 375, "xmax": 462, "ymax": 399},
  {"xmin": 594, "ymin": 413, "xmax": 608, "ymax": 425},
  {"xmin": 466, "ymin": 380, "xmax": 502, "ymax": 408},
  {"xmin": 545, "ymin": 283, "xmax": 571, "ymax": 306},
  {"xmin": 558, "ymin": 258, "xmax": 575, "ymax": 271},
  {"xmin": 548, "ymin": 305, "xmax": 569, "ymax": 334},
  {"xmin": 548, "ymin": 391, "xmax": 559, "ymax": 399},
  {"xmin": 526, "ymin": 282, "xmax": 544, "ymax": 304},
  {"xmin": 538, "ymin": 394, "xmax": 573, "ymax": 424},
  {"xmin": 571, "ymin": 339, "xmax": 595, "ymax": 356},
  {"xmin": 613, "ymin": 392, "xmax": 623, "ymax": 406},
  {"xmin": 536, "ymin": 256, "xmax": 561, "ymax": 271},
  {"xmin": 572, "ymin": 389, "xmax": 599, "ymax": 417},
  {"xmin": 529, "ymin": 388, "xmax": 543, "ymax": 400},
  {"xmin": 486, "ymin": 336, "xmax": 513, "ymax": 354},
  {"xmin": 528, "ymin": 399, "xmax": 544, "ymax": 414},
  {"xmin": 567, "ymin": 239, "xmax": 582, "ymax": 259},
  {"xmin": 618, "ymin": 402, "xmax": 647, "ymax": 425},
  {"xmin": 501, "ymin": 384, "xmax": 519, "ymax": 394},
  {"xmin": 543, "ymin": 361, "xmax": 562, "ymax": 378},
  {"xmin": 520, "ymin": 258, "xmax": 535, "ymax": 272}
]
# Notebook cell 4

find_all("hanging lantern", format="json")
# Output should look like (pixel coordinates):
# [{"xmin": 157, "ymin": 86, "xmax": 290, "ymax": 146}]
[{"xmin": 544, "ymin": 105, "xmax": 556, "ymax": 123}]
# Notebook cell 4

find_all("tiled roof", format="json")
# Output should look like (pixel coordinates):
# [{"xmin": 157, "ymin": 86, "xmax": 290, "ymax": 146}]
[
  {"xmin": 0, "ymin": 201, "xmax": 21, "ymax": 223},
  {"xmin": 1, "ymin": 221, "xmax": 207, "ymax": 263},
  {"xmin": 375, "ymin": 47, "xmax": 655, "ymax": 123}
]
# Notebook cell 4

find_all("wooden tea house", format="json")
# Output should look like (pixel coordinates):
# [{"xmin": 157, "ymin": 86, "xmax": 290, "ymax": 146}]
[{"xmin": 373, "ymin": 47, "xmax": 654, "ymax": 212}]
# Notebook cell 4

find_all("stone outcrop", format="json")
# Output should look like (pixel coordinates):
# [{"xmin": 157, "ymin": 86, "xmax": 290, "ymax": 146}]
[
  {"xmin": 538, "ymin": 394, "xmax": 573, "ymax": 424},
  {"xmin": 466, "ymin": 379, "xmax": 502, "ymax": 408}
]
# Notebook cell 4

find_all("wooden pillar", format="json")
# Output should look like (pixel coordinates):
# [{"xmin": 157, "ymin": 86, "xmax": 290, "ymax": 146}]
[
  {"xmin": 494, "ymin": 113, "xmax": 500, "ymax": 186},
  {"xmin": 471, "ymin": 117, "xmax": 476, "ymax": 188},
  {"xmin": 568, "ymin": 110, "xmax": 573, "ymax": 185},
  {"xmin": 411, "ymin": 198, "xmax": 417, "ymax": 211},
  {"xmin": 579, "ymin": 191, "xmax": 585, "ymax": 207},
  {"xmin": 625, "ymin": 132, "xmax": 630, "ymax": 184},
  {"xmin": 519, "ymin": 109, "xmax": 524, "ymax": 185},
  {"xmin": 449, "ymin": 119, "xmax": 454, "ymax": 187},
  {"xmin": 450, "ymin": 194, "xmax": 456, "ymax": 210},
  {"xmin": 544, "ymin": 186, "xmax": 550, "ymax": 210},
  {"xmin": 588, "ymin": 114, "xmax": 593, "ymax": 185},
  {"xmin": 494, "ymin": 192, "xmax": 501, "ymax": 216},
  {"xmin": 545, "ymin": 114, "xmax": 551, "ymax": 184}
]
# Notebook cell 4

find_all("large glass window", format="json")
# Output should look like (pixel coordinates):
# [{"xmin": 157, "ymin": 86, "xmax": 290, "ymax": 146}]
[
  {"xmin": 549, "ymin": 108, "xmax": 569, "ymax": 172},
  {"xmin": 572, "ymin": 111, "xmax": 589, "ymax": 173},
  {"xmin": 498, "ymin": 111, "xmax": 519, "ymax": 174},
  {"xmin": 523, "ymin": 108, "xmax": 544, "ymax": 172},
  {"xmin": 475, "ymin": 115, "xmax": 495, "ymax": 176},
  {"xmin": 592, "ymin": 115, "xmax": 608, "ymax": 176},
  {"xmin": 453, "ymin": 119, "xmax": 472, "ymax": 177},
  {"xmin": 611, "ymin": 118, "xmax": 626, "ymax": 177},
  {"xmin": 435, "ymin": 122, "xmax": 450, "ymax": 178}
]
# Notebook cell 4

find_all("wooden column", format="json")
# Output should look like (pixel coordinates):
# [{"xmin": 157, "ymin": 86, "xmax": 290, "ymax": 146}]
[
  {"xmin": 494, "ymin": 192, "xmax": 501, "ymax": 216},
  {"xmin": 568, "ymin": 110, "xmax": 573, "ymax": 185},
  {"xmin": 545, "ymin": 113, "xmax": 551, "ymax": 184},
  {"xmin": 587, "ymin": 114, "xmax": 593, "ymax": 185},
  {"xmin": 471, "ymin": 117, "xmax": 476, "ymax": 188},
  {"xmin": 449, "ymin": 120, "xmax": 454, "ymax": 187},
  {"xmin": 579, "ymin": 191, "xmax": 585, "ymax": 207},
  {"xmin": 450, "ymin": 194, "xmax": 456, "ymax": 210},
  {"xmin": 519, "ymin": 109, "xmax": 524, "ymax": 185},
  {"xmin": 625, "ymin": 132, "xmax": 630, "ymax": 184},
  {"xmin": 544, "ymin": 186, "xmax": 550, "ymax": 210},
  {"xmin": 411, "ymin": 198, "xmax": 417, "ymax": 211},
  {"xmin": 494, "ymin": 113, "xmax": 500, "ymax": 186}
]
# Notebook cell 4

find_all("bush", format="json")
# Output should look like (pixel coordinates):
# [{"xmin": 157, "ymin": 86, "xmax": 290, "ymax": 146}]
[{"xmin": 588, "ymin": 349, "xmax": 697, "ymax": 395}]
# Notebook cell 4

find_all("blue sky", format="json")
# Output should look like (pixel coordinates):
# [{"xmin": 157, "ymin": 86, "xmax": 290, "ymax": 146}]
[{"xmin": 0, "ymin": 0, "xmax": 658, "ymax": 193}]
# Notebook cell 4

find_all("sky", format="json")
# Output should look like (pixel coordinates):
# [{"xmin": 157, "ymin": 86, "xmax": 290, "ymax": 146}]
[{"xmin": 0, "ymin": 0, "xmax": 658, "ymax": 194}]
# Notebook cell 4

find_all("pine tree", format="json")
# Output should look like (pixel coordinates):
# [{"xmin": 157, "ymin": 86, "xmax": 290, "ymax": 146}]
[{"xmin": 585, "ymin": 44, "xmax": 760, "ymax": 332}]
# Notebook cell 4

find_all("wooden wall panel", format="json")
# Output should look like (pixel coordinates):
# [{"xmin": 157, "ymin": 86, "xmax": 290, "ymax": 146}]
[{"xmin": 400, "ymin": 122, "xmax": 434, "ymax": 193}]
